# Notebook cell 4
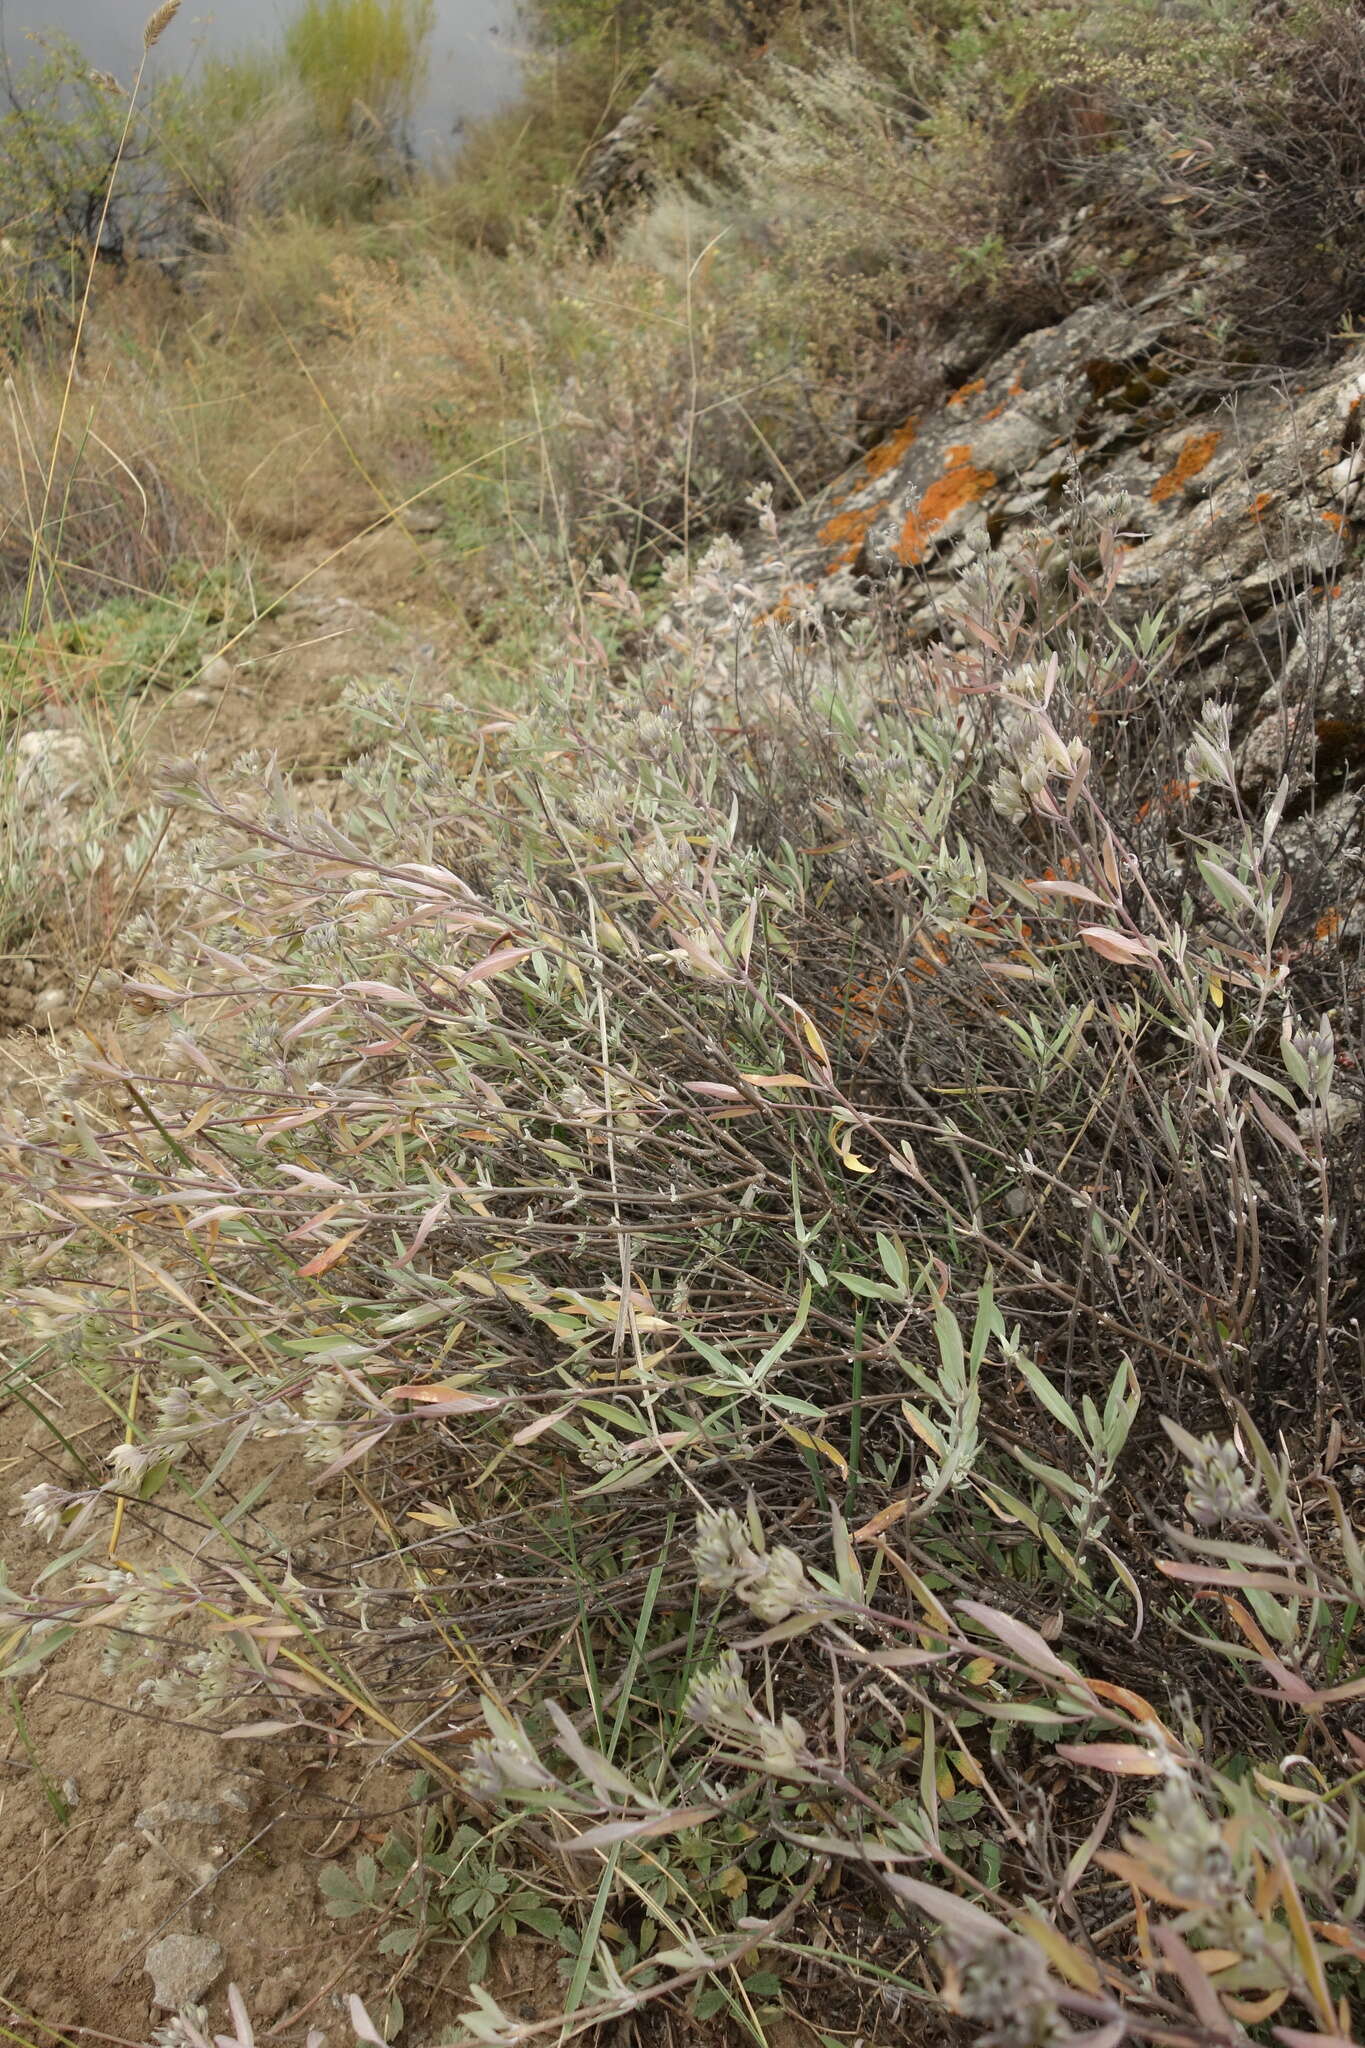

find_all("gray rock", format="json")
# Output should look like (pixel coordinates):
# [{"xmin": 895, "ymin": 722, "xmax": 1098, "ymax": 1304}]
[
  {"xmin": 145, "ymin": 1934, "xmax": 223, "ymax": 2012},
  {"xmin": 198, "ymin": 654, "xmax": 236, "ymax": 690},
  {"xmin": 135, "ymin": 1799, "xmax": 223, "ymax": 1830},
  {"xmin": 31, "ymin": 986, "xmax": 72, "ymax": 1029}
]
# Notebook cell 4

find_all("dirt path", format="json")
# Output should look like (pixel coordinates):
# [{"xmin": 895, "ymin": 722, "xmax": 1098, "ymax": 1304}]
[{"xmin": 0, "ymin": 544, "xmax": 480, "ymax": 2042}]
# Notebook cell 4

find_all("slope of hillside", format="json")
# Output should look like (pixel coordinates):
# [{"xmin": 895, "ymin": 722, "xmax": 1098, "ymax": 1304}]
[{"xmin": 1, "ymin": 6, "xmax": 1363, "ymax": 2046}]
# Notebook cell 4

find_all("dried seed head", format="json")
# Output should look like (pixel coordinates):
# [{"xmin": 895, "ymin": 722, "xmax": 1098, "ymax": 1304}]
[
  {"xmin": 143, "ymin": 0, "xmax": 180, "ymax": 50},
  {"xmin": 1183, "ymin": 1433, "xmax": 1258, "ymax": 1527}
]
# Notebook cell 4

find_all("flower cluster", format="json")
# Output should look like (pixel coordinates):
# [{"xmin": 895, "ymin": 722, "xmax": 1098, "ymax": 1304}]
[{"xmin": 692, "ymin": 1504, "xmax": 822, "ymax": 1624}]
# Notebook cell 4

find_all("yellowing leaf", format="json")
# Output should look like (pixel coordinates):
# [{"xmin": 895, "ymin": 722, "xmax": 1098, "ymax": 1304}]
[
  {"xmin": 785, "ymin": 1427, "xmax": 849, "ymax": 1478},
  {"xmin": 853, "ymin": 1493, "xmax": 915, "ymax": 1542},
  {"xmin": 792, "ymin": 1004, "xmax": 831, "ymax": 1067},
  {"xmin": 1057, "ymin": 1742, "xmax": 1166, "ymax": 1775},
  {"xmin": 296, "ymin": 1226, "xmax": 365, "ymax": 1277},
  {"xmin": 1222, "ymin": 1988, "xmax": 1288, "ymax": 2024},
  {"xmin": 1015, "ymin": 1907, "xmax": 1102, "ymax": 1996},
  {"xmin": 830, "ymin": 1115, "xmax": 875, "ymax": 1173}
]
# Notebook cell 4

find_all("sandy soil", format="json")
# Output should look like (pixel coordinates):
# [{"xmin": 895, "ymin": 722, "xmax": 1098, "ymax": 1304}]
[{"xmin": 0, "ymin": 528, "xmax": 497, "ymax": 2043}]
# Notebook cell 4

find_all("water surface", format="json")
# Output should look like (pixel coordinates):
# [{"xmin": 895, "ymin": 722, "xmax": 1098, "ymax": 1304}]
[{"xmin": 0, "ymin": 0, "xmax": 527, "ymax": 154}]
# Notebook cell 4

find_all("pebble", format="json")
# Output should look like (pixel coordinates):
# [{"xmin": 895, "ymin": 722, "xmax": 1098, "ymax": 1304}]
[
  {"xmin": 199, "ymin": 654, "xmax": 236, "ymax": 690},
  {"xmin": 135, "ymin": 1799, "xmax": 223, "ymax": 1830},
  {"xmin": 32, "ymin": 986, "xmax": 72, "ymax": 1029},
  {"xmin": 145, "ymin": 1934, "xmax": 224, "ymax": 2012}
]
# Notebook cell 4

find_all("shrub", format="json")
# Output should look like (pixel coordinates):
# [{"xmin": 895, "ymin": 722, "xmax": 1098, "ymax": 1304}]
[
  {"xmin": 3, "ymin": 489, "xmax": 1361, "ymax": 2042},
  {"xmin": 0, "ymin": 366, "xmax": 214, "ymax": 631}
]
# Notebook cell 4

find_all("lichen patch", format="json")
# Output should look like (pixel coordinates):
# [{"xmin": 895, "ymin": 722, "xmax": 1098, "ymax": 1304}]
[
  {"xmin": 895, "ymin": 448, "xmax": 997, "ymax": 565},
  {"xmin": 863, "ymin": 414, "xmax": 919, "ymax": 480},
  {"xmin": 1151, "ymin": 429, "xmax": 1221, "ymax": 503},
  {"xmin": 820, "ymin": 501, "xmax": 886, "ymax": 571}
]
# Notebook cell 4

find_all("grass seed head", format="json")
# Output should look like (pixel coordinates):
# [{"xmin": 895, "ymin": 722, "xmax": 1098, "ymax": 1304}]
[{"xmin": 143, "ymin": 0, "xmax": 181, "ymax": 50}]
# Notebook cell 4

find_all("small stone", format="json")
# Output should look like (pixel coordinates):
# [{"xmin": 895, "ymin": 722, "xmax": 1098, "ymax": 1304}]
[
  {"xmin": 252, "ymin": 1976, "xmax": 295, "ymax": 2023},
  {"xmin": 16, "ymin": 728, "xmax": 93, "ymax": 785},
  {"xmin": 198, "ymin": 655, "xmax": 236, "ymax": 690},
  {"xmin": 145, "ymin": 1934, "xmax": 223, "ymax": 2011},
  {"xmin": 135, "ymin": 1799, "xmax": 223, "ymax": 1830},
  {"xmin": 1297, "ymin": 1090, "xmax": 1360, "ymax": 1140},
  {"xmin": 32, "ymin": 986, "xmax": 72, "ymax": 1029}
]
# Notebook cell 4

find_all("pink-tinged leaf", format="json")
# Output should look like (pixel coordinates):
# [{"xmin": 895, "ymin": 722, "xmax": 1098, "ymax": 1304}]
[
  {"xmin": 1255, "ymin": 1660, "xmax": 1321, "ymax": 1707},
  {"xmin": 1274, "ymin": 2031, "xmax": 1361, "ymax": 2048},
  {"xmin": 121, "ymin": 979, "xmax": 180, "ymax": 1004},
  {"xmin": 1248, "ymin": 1088, "xmax": 1310, "ymax": 1161},
  {"xmin": 296, "ymin": 1227, "xmax": 365, "ymax": 1277},
  {"xmin": 389, "ymin": 1384, "xmax": 502, "ymax": 1412},
  {"xmin": 956, "ymin": 1599, "xmax": 1082, "ymax": 1684},
  {"xmin": 276, "ymin": 1165, "xmax": 349, "ymax": 1192},
  {"xmin": 219, "ymin": 1719, "xmax": 301, "ymax": 1740},
  {"xmin": 1064, "ymin": 2022, "xmax": 1127, "ymax": 2048},
  {"xmin": 737, "ymin": 1072, "xmax": 816, "ymax": 1089},
  {"xmin": 1026, "ymin": 879, "xmax": 1111, "ymax": 905},
  {"xmin": 393, "ymin": 1193, "xmax": 450, "ymax": 1268},
  {"xmin": 618, "ymin": 1429, "xmax": 693, "ymax": 1456},
  {"xmin": 1312, "ymin": 1671, "xmax": 1365, "ymax": 1705},
  {"xmin": 1154, "ymin": 1927, "xmax": 1234, "ymax": 2039},
  {"xmin": 1057, "ymin": 1743, "xmax": 1165, "ymax": 1776},
  {"xmin": 1078, "ymin": 926, "xmax": 1157, "ymax": 966},
  {"xmin": 348, "ymin": 1995, "xmax": 387, "ymax": 2047},
  {"xmin": 284, "ymin": 1199, "xmax": 347, "ymax": 1241},
  {"xmin": 880, "ymin": 1873, "xmax": 1008, "ymax": 1943},
  {"xmin": 982, "ymin": 959, "xmax": 1053, "ymax": 982},
  {"xmin": 684, "ymin": 1082, "xmax": 746, "ymax": 1100},
  {"xmin": 512, "ymin": 1404, "xmax": 574, "ymax": 1445},
  {"xmin": 1156, "ymin": 1561, "xmax": 1312, "ymax": 1596},
  {"xmin": 458, "ymin": 946, "xmax": 532, "ymax": 987},
  {"xmin": 341, "ymin": 980, "xmax": 417, "ymax": 1005},
  {"xmin": 560, "ymin": 1806, "xmax": 719, "ymax": 1853},
  {"xmin": 184, "ymin": 1205, "xmax": 249, "ymax": 1231},
  {"xmin": 227, "ymin": 1986, "xmax": 255, "ymax": 2048},
  {"xmin": 311, "ymin": 1425, "xmax": 390, "ymax": 1484},
  {"xmin": 283, "ymin": 1001, "xmax": 342, "ymax": 1044}
]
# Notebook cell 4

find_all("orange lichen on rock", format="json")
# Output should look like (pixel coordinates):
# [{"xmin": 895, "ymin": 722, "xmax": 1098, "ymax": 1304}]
[
  {"xmin": 863, "ymin": 414, "xmax": 918, "ymax": 480},
  {"xmin": 895, "ymin": 445, "xmax": 997, "ymax": 565},
  {"xmin": 839, "ymin": 974, "xmax": 908, "ymax": 1051},
  {"xmin": 1150, "ymin": 430, "xmax": 1222, "ymax": 503},
  {"xmin": 1316, "ymin": 907, "xmax": 1342, "ymax": 942},
  {"xmin": 1322, "ymin": 509, "xmax": 1347, "ymax": 532},
  {"xmin": 1135, "ymin": 777, "xmax": 1199, "ymax": 823},
  {"xmin": 819, "ymin": 500, "xmax": 886, "ymax": 571},
  {"xmin": 1250, "ymin": 491, "xmax": 1276, "ymax": 521},
  {"xmin": 948, "ymin": 376, "xmax": 987, "ymax": 407}
]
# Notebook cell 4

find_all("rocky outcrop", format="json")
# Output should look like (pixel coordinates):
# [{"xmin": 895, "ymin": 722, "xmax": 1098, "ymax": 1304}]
[
  {"xmin": 573, "ymin": 69, "xmax": 689, "ymax": 238},
  {"xmin": 663, "ymin": 285, "xmax": 1365, "ymax": 822}
]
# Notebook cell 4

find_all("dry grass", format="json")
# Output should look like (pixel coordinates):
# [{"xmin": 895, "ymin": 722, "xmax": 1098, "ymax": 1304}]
[{"xmin": 2, "ymin": 6, "xmax": 1365, "ymax": 2044}]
